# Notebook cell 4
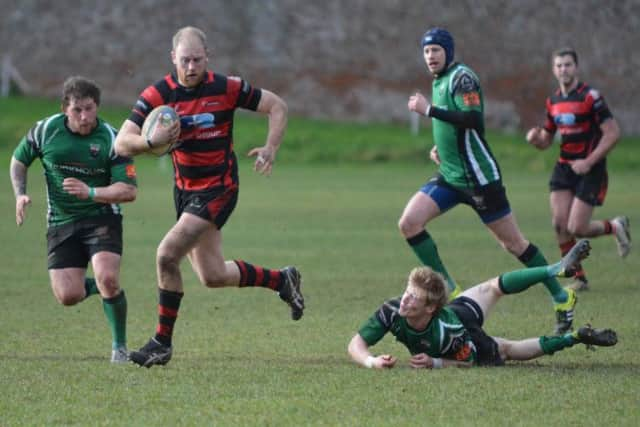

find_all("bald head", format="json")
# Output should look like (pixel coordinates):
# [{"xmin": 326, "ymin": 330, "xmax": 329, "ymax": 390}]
[
  {"xmin": 172, "ymin": 26, "xmax": 207, "ymax": 50},
  {"xmin": 171, "ymin": 26, "xmax": 209, "ymax": 88}
]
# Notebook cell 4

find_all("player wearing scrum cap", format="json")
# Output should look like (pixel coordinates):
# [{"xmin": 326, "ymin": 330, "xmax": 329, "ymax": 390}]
[{"xmin": 398, "ymin": 28, "xmax": 576, "ymax": 335}]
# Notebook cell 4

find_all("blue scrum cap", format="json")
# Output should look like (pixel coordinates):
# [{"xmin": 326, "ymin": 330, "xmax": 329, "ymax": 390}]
[{"xmin": 421, "ymin": 28, "xmax": 455, "ymax": 69}]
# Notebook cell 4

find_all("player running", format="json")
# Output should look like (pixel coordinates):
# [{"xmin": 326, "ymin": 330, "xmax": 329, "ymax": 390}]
[
  {"xmin": 526, "ymin": 47, "xmax": 630, "ymax": 291},
  {"xmin": 399, "ymin": 28, "xmax": 576, "ymax": 334},
  {"xmin": 114, "ymin": 26, "xmax": 304, "ymax": 368},
  {"xmin": 10, "ymin": 76, "xmax": 136, "ymax": 363}
]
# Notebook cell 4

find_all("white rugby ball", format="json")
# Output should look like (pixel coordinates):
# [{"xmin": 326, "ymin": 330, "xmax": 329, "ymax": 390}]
[{"xmin": 141, "ymin": 105, "xmax": 180, "ymax": 156}]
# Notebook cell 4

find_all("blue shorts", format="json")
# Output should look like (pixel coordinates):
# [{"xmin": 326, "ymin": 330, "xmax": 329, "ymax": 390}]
[{"xmin": 420, "ymin": 174, "xmax": 511, "ymax": 224}]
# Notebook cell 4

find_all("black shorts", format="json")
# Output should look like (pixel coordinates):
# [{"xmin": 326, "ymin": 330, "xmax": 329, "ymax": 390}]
[
  {"xmin": 549, "ymin": 160, "xmax": 608, "ymax": 206},
  {"xmin": 421, "ymin": 174, "xmax": 512, "ymax": 224},
  {"xmin": 46, "ymin": 214, "xmax": 123, "ymax": 269},
  {"xmin": 448, "ymin": 296, "xmax": 504, "ymax": 366},
  {"xmin": 174, "ymin": 185, "xmax": 238, "ymax": 229}
]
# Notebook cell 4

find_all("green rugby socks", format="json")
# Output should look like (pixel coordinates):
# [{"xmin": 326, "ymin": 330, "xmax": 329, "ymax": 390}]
[
  {"xmin": 518, "ymin": 243, "xmax": 567, "ymax": 303},
  {"xmin": 84, "ymin": 277, "xmax": 99, "ymax": 299},
  {"xmin": 103, "ymin": 290, "xmax": 128, "ymax": 349},
  {"xmin": 407, "ymin": 230, "xmax": 458, "ymax": 294}
]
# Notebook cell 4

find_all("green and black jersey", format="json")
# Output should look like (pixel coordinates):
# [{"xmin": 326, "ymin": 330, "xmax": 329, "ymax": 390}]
[
  {"xmin": 431, "ymin": 63, "xmax": 501, "ymax": 189},
  {"xmin": 13, "ymin": 114, "xmax": 137, "ymax": 227},
  {"xmin": 358, "ymin": 298, "xmax": 477, "ymax": 363}
]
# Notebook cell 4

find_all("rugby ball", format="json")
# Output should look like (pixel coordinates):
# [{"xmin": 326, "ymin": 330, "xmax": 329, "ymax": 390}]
[{"xmin": 141, "ymin": 105, "xmax": 180, "ymax": 156}]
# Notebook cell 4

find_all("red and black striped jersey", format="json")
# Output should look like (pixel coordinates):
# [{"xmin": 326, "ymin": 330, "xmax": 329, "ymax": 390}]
[
  {"xmin": 543, "ymin": 82, "xmax": 613, "ymax": 162},
  {"xmin": 128, "ymin": 71, "xmax": 262, "ymax": 191}
]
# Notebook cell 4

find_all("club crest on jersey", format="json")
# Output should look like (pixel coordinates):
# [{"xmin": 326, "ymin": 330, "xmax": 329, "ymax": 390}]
[
  {"xmin": 555, "ymin": 113, "xmax": 576, "ymax": 126},
  {"xmin": 89, "ymin": 144, "xmax": 101, "ymax": 158}
]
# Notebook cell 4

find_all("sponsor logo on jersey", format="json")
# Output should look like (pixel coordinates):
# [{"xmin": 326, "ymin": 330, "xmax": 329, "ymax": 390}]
[
  {"xmin": 554, "ymin": 113, "xmax": 576, "ymax": 126},
  {"xmin": 53, "ymin": 163, "xmax": 106, "ymax": 175},
  {"xmin": 180, "ymin": 113, "xmax": 215, "ymax": 130}
]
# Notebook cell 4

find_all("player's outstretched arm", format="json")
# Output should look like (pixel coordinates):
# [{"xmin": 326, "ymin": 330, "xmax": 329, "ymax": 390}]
[
  {"xmin": 348, "ymin": 333, "xmax": 397, "ymax": 369},
  {"xmin": 10, "ymin": 157, "xmax": 31, "ymax": 226}
]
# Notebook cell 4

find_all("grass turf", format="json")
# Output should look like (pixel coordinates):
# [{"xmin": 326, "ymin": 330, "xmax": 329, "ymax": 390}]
[{"xmin": 0, "ymin": 96, "xmax": 638, "ymax": 426}]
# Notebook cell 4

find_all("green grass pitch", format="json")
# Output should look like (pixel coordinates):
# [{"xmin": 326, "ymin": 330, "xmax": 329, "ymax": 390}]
[{"xmin": 0, "ymin": 97, "xmax": 638, "ymax": 426}]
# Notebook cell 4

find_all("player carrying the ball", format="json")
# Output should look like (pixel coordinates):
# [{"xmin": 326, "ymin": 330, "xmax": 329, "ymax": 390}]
[
  {"xmin": 398, "ymin": 28, "xmax": 576, "ymax": 335},
  {"xmin": 348, "ymin": 240, "xmax": 617, "ymax": 369},
  {"xmin": 10, "ymin": 76, "xmax": 137, "ymax": 363},
  {"xmin": 114, "ymin": 26, "xmax": 304, "ymax": 368}
]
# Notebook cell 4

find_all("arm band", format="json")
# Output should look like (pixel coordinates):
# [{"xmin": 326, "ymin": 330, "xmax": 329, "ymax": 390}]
[
  {"xmin": 88, "ymin": 187, "xmax": 96, "ymax": 200},
  {"xmin": 428, "ymin": 107, "xmax": 483, "ymax": 130},
  {"xmin": 431, "ymin": 358, "xmax": 443, "ymax": 369}
]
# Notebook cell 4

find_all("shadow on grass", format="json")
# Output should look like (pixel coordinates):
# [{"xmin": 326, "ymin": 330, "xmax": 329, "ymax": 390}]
[
  {"xmin": 1, "ymin": 353, "xmax": 636, "ymax": 373},
  {"xmin": 0, "ymin": 353, "xmax": 107, "ymax": 362}
]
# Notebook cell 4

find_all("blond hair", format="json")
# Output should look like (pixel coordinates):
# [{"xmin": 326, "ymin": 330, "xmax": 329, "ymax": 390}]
[
  {"xmin": 172, "ymin": 26, "xmax": 207, "ymax": 50},
  {"xmin": 408, "ymin": 266, "xmax": 449, "ymax": 311}
]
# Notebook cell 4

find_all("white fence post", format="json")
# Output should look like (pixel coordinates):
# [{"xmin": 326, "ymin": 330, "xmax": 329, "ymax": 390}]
[
  {"xmin": 410, "ymin": 111, "xmax": 420, "ymax": 136},
  {"xmin": 1, "ymin": 55, "xmax": 10, "ymax": 97}
]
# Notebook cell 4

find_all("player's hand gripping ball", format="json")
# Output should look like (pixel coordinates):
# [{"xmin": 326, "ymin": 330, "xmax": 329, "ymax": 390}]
[{"xmin": 141, "ymin": 105, "xmax": 180, "ymax": 156}]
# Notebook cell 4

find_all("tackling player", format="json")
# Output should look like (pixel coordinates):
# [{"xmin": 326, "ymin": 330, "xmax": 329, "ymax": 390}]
[
  {"xmin": 115, "ymin": 26, "xmax": 304, "ymax": 368},
  {"xmin": 10, "ymin": 76, "xmax": 137, "ymax": 363},
  {"xmin": 399, "ymin": 28, "xmax": 576, "ymax": 335},
  {"xmin": 526, "ymin": 47, "xmax": 630, "ymax": 291},
  {"xmin": 348, "ymin": 240, "xmax": 617, "ymax": 369}
]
